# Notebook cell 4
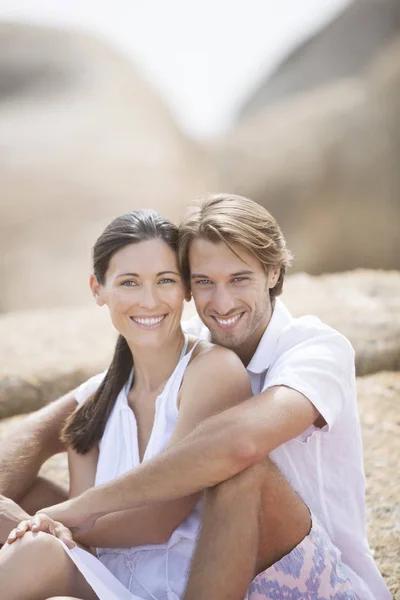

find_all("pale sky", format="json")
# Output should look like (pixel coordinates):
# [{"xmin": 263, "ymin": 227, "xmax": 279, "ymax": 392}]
[{"xmin": 0, "ymin": 0, "xmax": 351, "ymax": 138}]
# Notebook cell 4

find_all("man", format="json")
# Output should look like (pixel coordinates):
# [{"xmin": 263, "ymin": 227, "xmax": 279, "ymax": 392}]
[{"xmin": 1, "ymin": 194, "xmax": 390, "ymax": 599}]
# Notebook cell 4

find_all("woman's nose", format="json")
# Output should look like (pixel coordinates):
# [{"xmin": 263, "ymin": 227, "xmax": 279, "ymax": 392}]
[{"xmin": 137, "ymin": 285, "xmax": 158, "ymax": 309}]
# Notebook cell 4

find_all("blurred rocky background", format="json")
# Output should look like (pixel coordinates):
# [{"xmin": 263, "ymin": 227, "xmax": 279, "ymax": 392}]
[{"xmin": 0, "ymin": 0, "xmax": 399, "ymax": 596}]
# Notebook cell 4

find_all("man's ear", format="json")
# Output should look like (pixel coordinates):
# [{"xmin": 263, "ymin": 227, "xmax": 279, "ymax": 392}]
[
  {"xmin": 268, "ymin": 267, "xmax": 280, "ymax": 289},
  {"xmin": 185, "ymin": 288, "xmax": 192, "ymax": 303},
  {"xmin": 90, "ymin": 274, "xmax": 105, "ymax": 306}
]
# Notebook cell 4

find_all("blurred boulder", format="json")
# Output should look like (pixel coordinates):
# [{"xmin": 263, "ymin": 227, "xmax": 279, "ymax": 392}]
[
  {"xmin": 214, "ymin": 35, "xmax": 400, "ymax": 274},
  {"xmin": 0, "ymin": 23, "xmax": 218, "ymax": 311},
  {"xmin": 281, "ymin": 270, "xmax": 400, "ymax": 376},
  {"xmin": 0, "ymin": 300, "xmax": 196, "ymax": 419},
  {"xmin": 241, "ymin": 0, "xmax": 400, "ymax": 115}
]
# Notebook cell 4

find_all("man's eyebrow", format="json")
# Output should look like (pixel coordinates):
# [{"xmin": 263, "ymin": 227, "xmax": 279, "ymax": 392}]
[
  {"xmin": 191, "ymin": 270, "xmax": 254, "ymax": 279},
  {"xmin": 116, "ymin": 270, "xmax": 179, "ymax": 278}
]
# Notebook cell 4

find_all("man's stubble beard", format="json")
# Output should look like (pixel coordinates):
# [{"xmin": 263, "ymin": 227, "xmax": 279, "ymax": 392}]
[{"xmin": 210, "ymin": 293, "xmax": 272, "ymax": 354}]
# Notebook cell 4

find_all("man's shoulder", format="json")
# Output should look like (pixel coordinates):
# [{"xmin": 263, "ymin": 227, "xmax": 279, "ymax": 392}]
[{"xmin": 275, "ymin": 312, "xmax": 354, "ymax": 362}]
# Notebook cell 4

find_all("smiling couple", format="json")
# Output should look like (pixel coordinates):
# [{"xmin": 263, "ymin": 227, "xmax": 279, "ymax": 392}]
[{"xmin": 0, "ymin": 194, "xmax": 390, "ymax": 600}]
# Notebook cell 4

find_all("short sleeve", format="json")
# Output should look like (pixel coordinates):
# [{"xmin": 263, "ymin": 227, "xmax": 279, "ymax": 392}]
[
  {"xmin": 264, "ymin": 328, "xmax": 355, "ymax": 434},
  {"xmin": 74, "ymin": 371, "xmax": 107, "ymax": 405}
]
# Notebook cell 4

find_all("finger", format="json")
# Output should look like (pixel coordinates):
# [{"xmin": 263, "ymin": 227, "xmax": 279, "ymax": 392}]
[
  {"xmin": 55, "ymin": 525, "xmax": 76, "ymax": 549},
  {"xmin": 31, "ymin": 513, "xmax": 53, "ymax": 534},
  {"xmin": 14, "ymin": 519, "xmax": 30, "ymax": 539},
  {"xmin": 7, "ymin": 528, "xmax": 18, "ymax": 544}
]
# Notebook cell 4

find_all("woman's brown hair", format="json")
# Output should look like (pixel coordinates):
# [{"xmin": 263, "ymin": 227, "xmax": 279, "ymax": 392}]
[{"xmin": 62, "ymin": 210, "xmax": 179, "ymax": 454}]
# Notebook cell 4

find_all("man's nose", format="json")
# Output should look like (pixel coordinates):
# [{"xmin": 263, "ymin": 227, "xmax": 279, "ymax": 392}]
[{"xmin": 211, "ymin": 285, "xmax": 236, "ymax": 315}]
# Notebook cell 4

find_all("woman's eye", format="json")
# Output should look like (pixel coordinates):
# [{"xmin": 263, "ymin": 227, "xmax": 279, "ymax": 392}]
[
  {"xmin": 120, "ymin": 280, "xmax": 137, "ymax": 287},
  {"xmin": 158, "ymin": 278, "xmax": 175, "ymax": 284}
]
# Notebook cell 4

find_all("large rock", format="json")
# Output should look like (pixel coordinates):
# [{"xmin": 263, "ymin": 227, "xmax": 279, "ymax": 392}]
[
  {"xmin": 214, "ymin": 36, "xmax": 400, "ymax": 274},
  {"xmin": 282, "ymin": 270, "xmax": 400, "ymax": 376},
  {"xmin": 0, "ymin": 23, "xmax": 218, "ymax": 312},
  {"xmin": 241, "ymin": 0, "xmax": 400, "ymax": 115},
  {"xmin": 0, "ymin": 370, "xmax": 398, "ymax": 596}
]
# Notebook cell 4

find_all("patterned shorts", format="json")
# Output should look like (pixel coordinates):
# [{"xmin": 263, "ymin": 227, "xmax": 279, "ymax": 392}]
[{"xmin": 244, "ymin": 515, "xmax": 355, "ymax": 600}]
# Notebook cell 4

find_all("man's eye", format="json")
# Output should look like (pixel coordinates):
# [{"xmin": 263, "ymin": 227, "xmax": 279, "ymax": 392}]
[
  {"xmin": 231, "ymin": 277, "xmax": 248, "ymax": 283},
  {"xmin": 196, "ymin": 279, "xmax": 212, "ymax": 285}
]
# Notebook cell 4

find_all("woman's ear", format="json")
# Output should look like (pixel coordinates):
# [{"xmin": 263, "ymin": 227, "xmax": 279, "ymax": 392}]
[
  {"xmin": 90, "ymin": 274, "xmax": 105, "ymax": 306},
  {"xmin": 185, "ymin": 287, "xmax": 192, "ymax": 303}
]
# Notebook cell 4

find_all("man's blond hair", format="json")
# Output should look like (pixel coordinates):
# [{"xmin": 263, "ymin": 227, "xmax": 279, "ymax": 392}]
[{"xmin": 179, "ymin": 194, "xmax": 293, "ymax": 299}]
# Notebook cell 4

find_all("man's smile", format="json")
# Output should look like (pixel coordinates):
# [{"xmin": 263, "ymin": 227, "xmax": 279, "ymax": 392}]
[{"xmin": 211, "ymin": 312, "xmax": 245, "ymax": 329}]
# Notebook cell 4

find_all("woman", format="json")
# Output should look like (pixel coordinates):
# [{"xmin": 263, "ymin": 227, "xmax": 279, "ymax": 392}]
[{"xmin": 0, "ymin": 210, "xmax": 251, "ymax": 600}]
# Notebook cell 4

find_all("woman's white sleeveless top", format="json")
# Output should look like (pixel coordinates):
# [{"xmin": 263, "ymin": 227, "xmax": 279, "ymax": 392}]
[{"xmin": 73, "ymin": 337, "xmax": 202, "ymax": 600}]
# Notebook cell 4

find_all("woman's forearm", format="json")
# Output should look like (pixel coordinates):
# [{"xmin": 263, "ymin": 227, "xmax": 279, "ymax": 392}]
[{"xmin": 75, "ymin": 495, "xmax": 199, "ymax": 548}]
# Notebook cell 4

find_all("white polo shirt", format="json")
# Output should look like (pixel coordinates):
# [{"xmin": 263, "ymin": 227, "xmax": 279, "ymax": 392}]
[{"xmin": 183, "ymin": 299, "xmax": 390, "ymax": 600}]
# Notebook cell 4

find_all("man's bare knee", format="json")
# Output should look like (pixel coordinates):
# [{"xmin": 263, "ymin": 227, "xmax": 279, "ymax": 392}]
[{"xmin": 204, "ymin": 459, "xmax": 269, "ymax": 511}]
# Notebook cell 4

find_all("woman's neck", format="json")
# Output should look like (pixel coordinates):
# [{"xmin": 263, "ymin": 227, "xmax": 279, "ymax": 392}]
[{"xmin": 127, "ymin": 330, "xmax": 186, "ymax": 394}]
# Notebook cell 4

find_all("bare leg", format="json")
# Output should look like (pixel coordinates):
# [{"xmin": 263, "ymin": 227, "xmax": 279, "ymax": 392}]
[
  {"xmin": 0, "ymin": 477, "xmax": 68, "ymax": 546},
  {"xmin": 0, "ymin": 532, "xmax": 98, "ymax": 600},
  {"xmin": 19, "ymin": 476, "xmax": 68, "ymax": 514},
  {"xmin": 184, "ymin": 457, "xmax": 311, "ymax": 600}
]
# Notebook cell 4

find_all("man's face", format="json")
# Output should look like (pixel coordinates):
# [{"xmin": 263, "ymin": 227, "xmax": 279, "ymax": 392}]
[{"xmin": 189, "ymin": 238, "xmax": 279, "ymax": 362}]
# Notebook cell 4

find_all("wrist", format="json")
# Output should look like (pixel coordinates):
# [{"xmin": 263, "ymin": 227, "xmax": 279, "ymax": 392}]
[{"xmin": 81, "ymin": 488, "xmax": 106, "ymax": 521}]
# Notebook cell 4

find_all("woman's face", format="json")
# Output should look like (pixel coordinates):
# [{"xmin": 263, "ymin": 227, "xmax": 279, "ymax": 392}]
[{"xmin": 92, "ymin": 239, "xmax": 187, "ymax": 348}]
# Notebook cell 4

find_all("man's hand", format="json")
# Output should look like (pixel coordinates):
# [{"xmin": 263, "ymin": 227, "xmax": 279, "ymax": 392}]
[
  {"xmin": 7, "ymin": 513, "xmax": 75, "ymax": 549},
  {"xmin": 0, "ymin": 494, "xmax": 30, "ymax": 544},
  {"xmin": 39, "ymin": 496, "xmax": 99, "ymax": 538}
]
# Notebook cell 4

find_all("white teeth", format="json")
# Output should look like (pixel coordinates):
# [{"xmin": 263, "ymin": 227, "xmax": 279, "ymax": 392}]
[
  {"xmin": 215, "ymin": 313, "xmax": 242, "ymax": 326},
  {"xmin": 133, "ymin": 316, "xmax": 164, "ymax": 325}
]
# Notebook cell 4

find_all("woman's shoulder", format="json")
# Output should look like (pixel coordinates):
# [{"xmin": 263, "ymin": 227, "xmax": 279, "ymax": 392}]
[{"xmin": 187, "ymin": 337, "xmax": 246, "ymax": 377}]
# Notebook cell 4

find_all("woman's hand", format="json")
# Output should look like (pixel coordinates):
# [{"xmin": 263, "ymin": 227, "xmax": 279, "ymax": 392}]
[
  {"xmin": 7, "ymin": 513, "xmax": 76, "ymax": 549},
  {"xmin": 39, "ymin": 496, "xmax": 99, "ymax": 537}
]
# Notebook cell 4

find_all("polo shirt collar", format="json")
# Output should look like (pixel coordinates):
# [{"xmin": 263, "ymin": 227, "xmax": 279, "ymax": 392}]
[{"xmin": 246, "ymin": 298, "xmax": 292, "ymax": 374}]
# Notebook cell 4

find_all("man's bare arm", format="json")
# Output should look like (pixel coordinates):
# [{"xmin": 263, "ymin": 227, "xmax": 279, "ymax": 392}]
[
  {"xmin": 0, "ymin": 391, "xmax": 76, "ymax": 501},
  {"xmin": 41, "ymin": 384, "xmax": 319, "ymax": 532}
]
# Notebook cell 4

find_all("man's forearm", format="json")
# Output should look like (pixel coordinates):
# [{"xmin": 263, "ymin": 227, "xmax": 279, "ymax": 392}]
[
  {"xmin": 83, "ymin": 410, "xmax": 257, "ymax": 519},
  {"xmin": 0, "ymin": 393, "xmax": 75, "ymax": 500},
  {"xmin": 81, "ymin": 386, "xmax": 318, "ymax": 520}
]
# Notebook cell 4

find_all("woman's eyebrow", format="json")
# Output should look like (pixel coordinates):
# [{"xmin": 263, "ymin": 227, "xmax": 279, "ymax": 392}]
[
  {"xmin": 156, "ymin": 270, "xmax": 180, "ymax": 276},
  {"xmin": 116, "ymin": 270, "xmax": 179, "ymax": 278}
]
